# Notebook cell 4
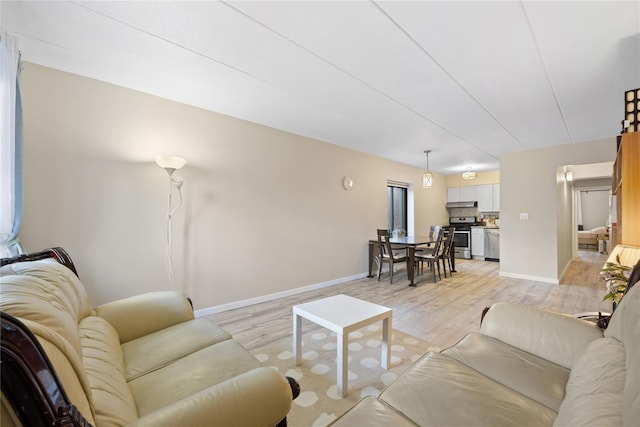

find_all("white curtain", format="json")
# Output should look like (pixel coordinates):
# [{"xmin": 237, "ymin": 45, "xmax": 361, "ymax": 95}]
[{"xmin": 0, "ymin": 31, "xmax": 24, "ymax": 258}]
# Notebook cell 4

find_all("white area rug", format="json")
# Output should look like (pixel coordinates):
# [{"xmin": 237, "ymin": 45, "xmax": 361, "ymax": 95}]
[{"xmin": 252, "ymin": 325, "xmax": 440, "ymax": 426}]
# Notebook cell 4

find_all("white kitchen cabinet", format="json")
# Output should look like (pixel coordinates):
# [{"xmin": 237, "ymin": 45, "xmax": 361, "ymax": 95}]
[
  {"xmin": 477, "ymin": 183, "xmax": 500, "ymax": 212},
  {"xmin": 460, "ymin": 186, "xmax": 477, "ymax": 201},
  {"xmin": 471, "ymin": 227, "xmax": 485, "ymax": 259},
  {"xmin": 447, "ymin": 187, "xmax": 461, "ymax": 202},
  {"xmin": 476, "ymin": 184, "xmax": 493, "ymax": 212},
  {"xmin": 448, "ymin": 183, "xmax": 499, "ymax": 209}
]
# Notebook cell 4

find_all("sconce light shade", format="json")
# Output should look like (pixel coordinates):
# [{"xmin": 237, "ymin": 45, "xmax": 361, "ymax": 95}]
[{"xmin": 155, "ymin": 155, "xmax": 186, "ymax": 176}]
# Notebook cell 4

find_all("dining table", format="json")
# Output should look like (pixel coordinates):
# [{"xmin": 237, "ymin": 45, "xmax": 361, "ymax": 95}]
[{"xmin": 368, "ymin": 235, "xmax": 443, "ymax": 286}]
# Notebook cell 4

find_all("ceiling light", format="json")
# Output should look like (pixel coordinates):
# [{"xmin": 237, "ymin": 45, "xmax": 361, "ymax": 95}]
[
  {"xmin": 462, "ymin": 167, "xmax": 476, "ymax": 180},
  {"xmin": 423, "ymin": 150, "xmax": 433, "ymax": 189}
]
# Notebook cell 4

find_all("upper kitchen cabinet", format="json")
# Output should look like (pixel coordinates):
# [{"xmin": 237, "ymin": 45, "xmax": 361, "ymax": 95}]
[
  {"xmin": 457, "ymin": 184, "xmax": 500, "ymax": 211},
  {"xmin": 447, "ymin": 187, "xmax": 461, "ymax": 202},
  {"xmin": 493, "ymin": 184, "xmax": 500, "ymax": 211},
  {"xmin": 447, "ymin": 186, "xmax": 477, "ymax": 202},
  {"xmin": 461, "ymin": 186, "xmax": 477, "ymax": 201},
  {"xmin": 477, "ymin": 185, "xmax": 493, "ymax": 211}
]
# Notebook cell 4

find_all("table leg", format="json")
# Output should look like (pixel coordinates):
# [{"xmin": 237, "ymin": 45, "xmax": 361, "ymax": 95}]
[
  {"xmin": 337, "ymin": 332, "xmax": 348, "ymax": 397},
  {"xmin": 450, "ymin": 250, "xmax": 457, "ymax": 273},
  {"xmin": 367, "ymin": 242, "xmax": 375, "ymax": 277},
  {"xmin": 381, "ymin": 316, "xmax": 391, "ymax": 369},
  {"xmin": 293, "ymin": 314, "xmax": 302, "ymax": 365},
  {"xmin": 407, "ymin": 246, "xmax": 416, "ymax": 286}
]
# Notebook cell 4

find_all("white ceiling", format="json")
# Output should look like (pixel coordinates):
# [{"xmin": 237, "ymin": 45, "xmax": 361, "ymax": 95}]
[{"xmin": 2, "ymin": 1, "xmax": 639, "ymax": 175}]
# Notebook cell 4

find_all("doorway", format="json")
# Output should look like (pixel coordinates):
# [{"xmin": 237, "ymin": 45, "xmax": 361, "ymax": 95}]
[
  {"xmin": 575, "ymin": 187, "xmax": 611, "ymax": 254},
  {"xmin": 566, "ymin": 162, "xmax": 614, "ymax": 260}
]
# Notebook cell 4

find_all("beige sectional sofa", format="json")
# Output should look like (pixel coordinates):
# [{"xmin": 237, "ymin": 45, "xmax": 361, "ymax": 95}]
[
  {"xmin": 1, "ymin": 249, "xmax": 296, "ymax": 427},
  {"xmin": 331, "ymin": 262, "xmax": 640, "ymax": 426}
]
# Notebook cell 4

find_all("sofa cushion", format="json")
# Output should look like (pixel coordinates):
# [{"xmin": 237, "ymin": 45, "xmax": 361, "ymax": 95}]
[
  {"xmin": 79, "ymin": 316, "xmax": 138, "ymax": 427},
  {"xmin": 480, "ymin": 302, "xmax": 603, "ymax": 369},
  {"xmin": 604, "ymin": 281, "xmax": 640, "ymax": 425},
  {"xmin": 25, "ymin": 320, "xmax": 96, "ymax": 425},
  {"xmin": 443, "ymin": 332, "xmax": 570, "ymax": 411},
  {"xmin": 122, "ymin": 317, "xmax": 232, "ymax": 381},
  {"xmin": 0, "ymin": 260, "xmax": 93, "ymax": 322},
  {"xmin": 553, "ymin": 337, "xmax": 625, "ymax": 426},
  {"xmin": 127, "ymin": 339, "xmax": 264, "ymax": 416},
  {"xmin": 329, "ymin": 396, "xmax": 418, "ymax": 426},
  {"xmin": 379, "ymin": 351, "xmax": 556, "ymax": 427},
  {"xmin": 0, "ymin": 260, "xmax": 93, "ymax": 357}
]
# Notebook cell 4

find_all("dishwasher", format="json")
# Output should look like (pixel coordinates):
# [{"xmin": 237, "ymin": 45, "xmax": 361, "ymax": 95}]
[{"xmin": 484, "ymin": 228, "xmax": 500, "ymax": 262}]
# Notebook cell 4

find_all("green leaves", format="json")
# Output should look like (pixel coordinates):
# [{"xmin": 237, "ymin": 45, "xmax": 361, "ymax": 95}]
[{"xmin": 600, "ymin": 255, "xmax": 630, "ymax": 303}]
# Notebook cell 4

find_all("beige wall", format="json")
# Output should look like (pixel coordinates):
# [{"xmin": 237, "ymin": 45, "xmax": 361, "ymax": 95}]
[
  {"xmin": 19, "ymin": 63, "xmax": 616, "ymax": 303},
  {"xmin": 19, "ymin": 63, "xmax": 449, "ymax": 309},
  {"xmin": 500, "ymin": 139, "xmax": 616, "ymax": 283}
]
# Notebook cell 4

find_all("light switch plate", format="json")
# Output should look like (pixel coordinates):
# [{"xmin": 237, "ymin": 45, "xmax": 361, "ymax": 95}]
[{"xmin": 520, "ymin": 212, "xmax": 529, "ymax": 220}]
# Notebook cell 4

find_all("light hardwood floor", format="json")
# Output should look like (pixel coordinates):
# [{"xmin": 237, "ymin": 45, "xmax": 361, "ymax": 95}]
[{"xmin": 211, "ymin": 251, "xmax": 610, "ymax": 351}]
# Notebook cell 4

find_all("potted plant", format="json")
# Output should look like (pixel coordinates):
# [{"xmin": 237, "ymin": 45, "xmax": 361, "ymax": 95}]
[{"xmin": 600, "ymin": 254, "xmax": 631, "ymax": 311}]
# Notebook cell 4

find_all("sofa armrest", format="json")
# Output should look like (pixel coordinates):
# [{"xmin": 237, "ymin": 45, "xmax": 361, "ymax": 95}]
[
  {"xmin": 127, "ymin": 367, "xmax": 292, "ymax": 427},
  {"xmin": 94, "ymin": 291, "xmax": 194, "ymax": 343},
  {"xmin": 480, "ymin": 302, "xmax": 603, "ymax": 369}
]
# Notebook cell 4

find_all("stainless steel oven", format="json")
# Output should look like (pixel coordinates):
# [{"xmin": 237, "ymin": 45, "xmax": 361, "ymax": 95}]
[
  {"xmin": 447, "ymin": 216, "xmax": 476, "ymax": 259},
  {"xmin": 451, "ymin": 229, "xmax": 471, "ymax": 259}
]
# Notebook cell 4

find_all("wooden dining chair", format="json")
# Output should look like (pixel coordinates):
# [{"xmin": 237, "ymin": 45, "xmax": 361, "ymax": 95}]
[
  {"xmin": 415, "ymin": 225, "xmax": 441, "ymax": 254},
  {"xmin": 415, "ymin": 228, "xmax": 445, "ymax": 283},
  {"xmin": 377, "ymin": 229, "xmax": 408, "ymax": 284},
  {"xmin": 439, "ymin": 227, "xmax": 456, "ymax": 278}
]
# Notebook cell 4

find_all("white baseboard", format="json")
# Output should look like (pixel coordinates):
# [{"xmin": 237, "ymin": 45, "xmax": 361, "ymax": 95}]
[
  {"xmin": 194, "ymin": 272, "xmax": 368, "ymax": 317},
  {"xmin": 499, "ymin": 271, "xmax": 559, "ymax": 285},
  {"xmin": 558, "ymin": 260, "xmax": 572, "ymax": 283}
]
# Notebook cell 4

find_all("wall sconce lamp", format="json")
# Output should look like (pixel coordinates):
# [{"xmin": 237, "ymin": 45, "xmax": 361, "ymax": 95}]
[
  {"xmin": 155, "ymin": 155, "xmax": 186, "ymax": 281},
  {"xmin": 565, "ymin": 171, "xmax": 574, "ymax": 182},
  {"xmin": 462, "ymin": 167, "xmax": 476, "ymax": 180},
  {"xmin": 423, "ymin": 150, "xmax": 433, "ymax": 189}
]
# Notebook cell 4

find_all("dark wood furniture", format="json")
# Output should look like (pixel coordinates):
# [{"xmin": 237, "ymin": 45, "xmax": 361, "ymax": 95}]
[
  {"xmin": 368, "ymin": 235, "xmax": 438, "ymax": 286},
  {"xmin": 414, "ymin": 229, "xmax": 445, "ymax": 283},
  {"xmin": 376, "ymin": 229, "xmax": 408, "ymax": 284},
  {"xmin": 439, "ymin": 227, "xmax": 456, "ymax": 277},
  {"xmin": 1, "ymin": 311, "xmax": 93, "ymax": 427}
]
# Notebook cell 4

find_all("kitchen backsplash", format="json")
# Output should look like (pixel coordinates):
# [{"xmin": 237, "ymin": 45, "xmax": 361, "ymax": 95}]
[{"xmin": 448, "ymin": 207, "xmax": 478, "ymax": 218}]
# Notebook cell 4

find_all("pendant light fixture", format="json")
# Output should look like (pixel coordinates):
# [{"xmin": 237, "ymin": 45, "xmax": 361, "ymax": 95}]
[
  {"xmin": 462, "ymin": 166, "xmax": 476, "ymax": 180},
  {"xmin": 423, "ymin": 150, "xmax": 433, "ymax": 189}
]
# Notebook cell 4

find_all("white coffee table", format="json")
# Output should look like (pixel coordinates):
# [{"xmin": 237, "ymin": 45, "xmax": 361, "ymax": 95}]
[{"xmin": 292, "ymin": 294, "xmax": 392, "ymax": 397}]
